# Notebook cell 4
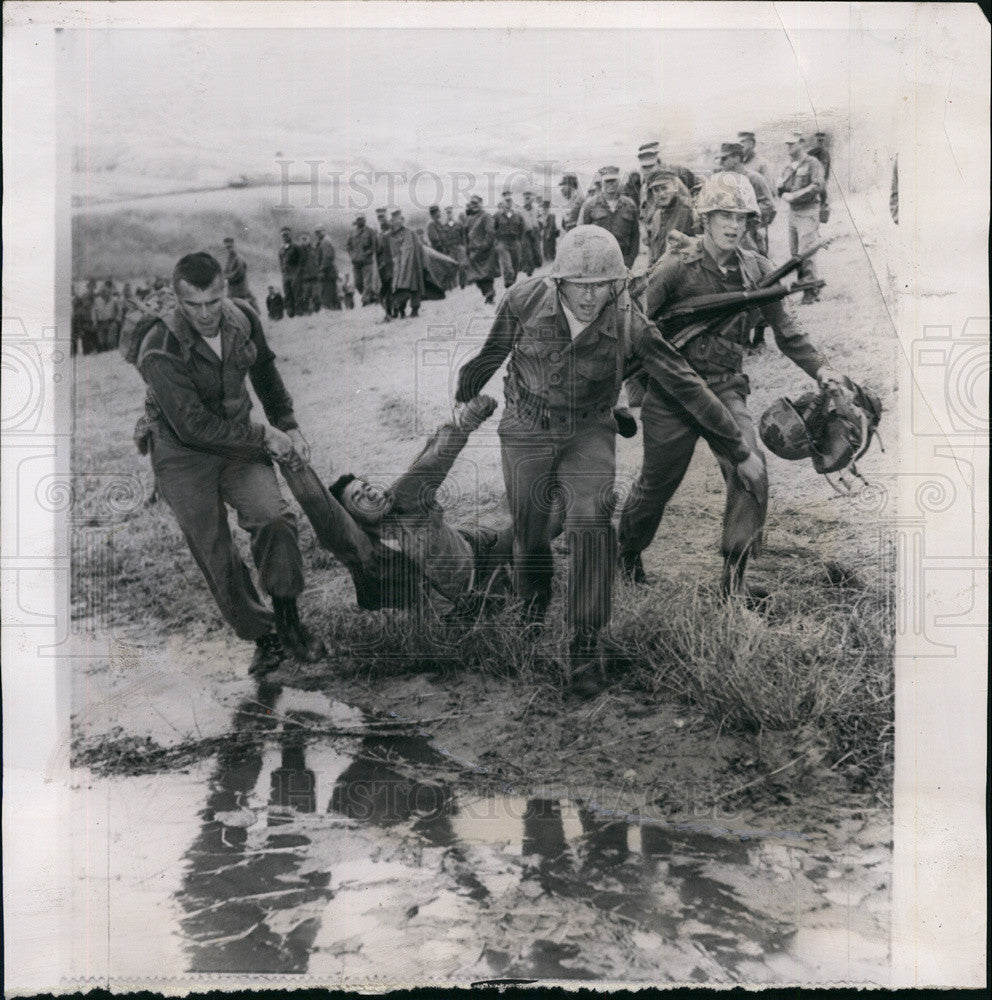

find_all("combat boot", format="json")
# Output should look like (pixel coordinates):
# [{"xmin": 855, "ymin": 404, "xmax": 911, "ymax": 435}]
[
  {"xmin": 273, "ymin": 597, "xmax": 328, "ymax": 663},
  {"xmin": 618, "ymin": 550, "xmax": 649, "ymax": 585},
  {"xmin": 250, "ymin": 631, "xmax": 288, "ymax": 676},
  {"xmin": 568, "ymin": 630, "xmax": 606, "ymax": 699},
  {"xmin": 721, "ymin": 556, "xmax": 770, "ymax": 610}
]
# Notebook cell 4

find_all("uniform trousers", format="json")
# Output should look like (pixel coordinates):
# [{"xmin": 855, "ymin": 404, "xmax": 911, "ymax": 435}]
[
  {"xmin": 496, "ymin": 240, "xmax": 522, "ymax": 288},
  {"xmin": 788, "ymin": 207, "xmax": 820, "ymax": 283},
  {"xmin": 499, "ymin": 406, "xmax": 617, "ymax": 635},
  {"xmin": 152, "ymin": 434, "xmax": 304, "ymax": 641},
  {"xmin": 619, "ymin": 375, "xmax": 768, "ymax": 563}
]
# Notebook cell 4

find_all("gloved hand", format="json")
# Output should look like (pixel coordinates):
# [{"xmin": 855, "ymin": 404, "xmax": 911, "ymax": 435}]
[{"xmin": 613, "ymin": 407, "xmax": 638, "ymax": 438}]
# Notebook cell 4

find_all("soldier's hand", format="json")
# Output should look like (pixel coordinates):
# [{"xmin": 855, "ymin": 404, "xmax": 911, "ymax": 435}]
[
  {"xmin": 264, "ymin": 425, "xmax": 295, "ymax": 463},
  {"xmin": 735, "ymin": 452, "xmax": 767, "ymax": 503},
  {"xmin": 287, "ymin": 428, "xmax": 311, "ymax": 465},
  {"xmin": 816, "ymin": 366, "xmax": 848, "ymax": 392}
]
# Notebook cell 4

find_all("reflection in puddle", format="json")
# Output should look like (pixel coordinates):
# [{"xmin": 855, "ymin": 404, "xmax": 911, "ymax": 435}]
[{"xmin": 78, "ymin": 682, "xmax": 890, "ymax": 983}]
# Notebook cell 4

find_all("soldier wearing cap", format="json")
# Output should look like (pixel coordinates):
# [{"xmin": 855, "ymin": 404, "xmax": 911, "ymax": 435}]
[
  {"xmin": 455, "ymin": 225, "xmax": 763, "ymax": 696},
  {"xmin": 558, "ymin": 173, "xmax": 583, "ymax": 233},
  {"xmin": 519, "ymin": 190, "xmax": 543, "ymax": 275},
  {"xmin": 222, "ymin": 237, "xmax": 259, "ymax": 313},
  {"xmin": 618, "ymin": 172, "xmax": 846, "ymax": 598},
  {"xmin": 638, "ymin": 140, "xmax": 699, "ymax": 208},
  {"xmin": 294, "ymin": 232, "xmax": 320, "ymax": 315},
  {"xmin": 643, "ymin": 164, "xmax": 699, "ymax": 267},
  {"xmin": 444, "ymin": 205, "xmax": 469, "ymax": 288},
  {"xmin": 807, "ymin": 131, "xmax": 831, "ymax": 181},
  {"xmin": 374, "ymin": 208, "xmax": 396, "ymax": 319},
  {"xmin": 718, "ymin": 141, "xmax": 776, "ymax": 254},
  {"xmin": 463, "ymin": 194, "xmax": 499, "ymax": 303},
  {"xmin": 777, "ymin": 132, "xmax": 826, "ymax": 302},
  {"xmin": 314, "ymin": 226, "xmax": 341, "ymax": 311},
  {"xmin": 578, "ymin": 166, "xmax": 640, "ymax": 269},
  {"xmin": 493, "ymin": 189, "xmax": 526, "ymax": 289},
  {"xmin": 277, "ymin": 227, "xmax": 299, "ymax": 318},
  {"xmin": 737, "ymin": 131, "xmax": 772, "ymax": 185},
  {"xmin": 386, "ymin": 209, "xmax": 426, "ymax": 318},
  {"xmin": 346, "ymin": 214, "xmax": 377, "ymax": 306}
]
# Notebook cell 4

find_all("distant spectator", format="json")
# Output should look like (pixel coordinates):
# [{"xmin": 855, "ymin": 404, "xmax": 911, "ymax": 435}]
[
  {"xmin": 223, "ymin": 237, "xmax": 259, "ymax": 313},
  {"xmin": 266, "ymin": 285, "xmax": 285, "ymax": 321}
]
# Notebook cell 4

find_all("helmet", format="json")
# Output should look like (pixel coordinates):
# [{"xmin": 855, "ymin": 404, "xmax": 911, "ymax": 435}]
[
  {"xmin": 761, "ymin": 378, "xmax": 883, "ymax": 475},
  {"xmin": 696, "ymin": 171, "xmax": 759, "ymax": 216},
  {"xmin": 759, "ymin": 397, "xmax": 814, "ymax": 460},
  {"xmin": 550, "ymin": 225, "xmax": 627, "ymax": 283}
]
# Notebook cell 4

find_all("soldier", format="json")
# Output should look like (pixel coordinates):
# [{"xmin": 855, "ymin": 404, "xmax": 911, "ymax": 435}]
[
  {"xmin": 444, "ymin": 205, "xmax": 468, "ymax": 288},
  {"xmin": 315, "ymin": 227, "xmax": 341, "ymax": 310},
  {"xmin": 374, "ymin": 207, "xmax": 395, "ymax": 320},
  {"xmin": 558, "ymin": 173, "xmax": 583, "ymax": 233},
  {"xmin": 637, "ymin": 141, "xmax": 699, "ymax": 203},
  {"xmin": 426, "ymin": 205, "xmax": 448, "ymax": 254},
  {"xmin": 643, "ymin": 164, "xmax": 699, "ymax": 267},
  {"xmin": 578, "ymin": 166, "xmax": 640, "ymax": 269},
  {"xmin": 519, "ymin": 190, "xmax": 543, "ymax": 275},
  {"xmin": 92, "ymin": 284, "xmax": 117, "ymax": 351},
  {"xmin": 133, "ymin": 251, "xmax": 324, "ymax": 674},
  {"xmin": 277, "ymin": 227, "xmax": 299, "ymax": 318},
  {"xmin": 777, "ymin": 132, "xmax": 826, "ymax": 303},
  {"xmin": 718, "ymin": 141, "xmax": 776, "ymax": 254},
  {"xmin": 222, "ymin": 237, "xmax": 259, "ymax": 313},
  {"xmin": 737, "ymin": 130, "xmax": 772, "ymax": 185},
  {"xmin": 387, "ymin": 210, "xmax": 425, "ymax": 318},
  {"xmin": 462, "ymin": 194, "xmax": 499, "ymax": 304},
  {"xmin": 618, "ymin": 173, "xmax": 847, "ymax": 599},
  {"xmin": 265, "ymin": 285, "xmax": 284, "ymax": 321},
  {"xmin": 341, "ymin": 272, "xmax": 355, "ymax": 309},
  {"xmin": 540, "ymin": 199, "xmax": 559, "ymax": 260},
  {"xmin": 807, "ymin": 131, "xmax": 832, "ymax": 181},
  {"xmin": 346, "ymin": 214, "xmax": 377, "ymax": 306},
  {"xmin": 493, "ymin": 189, "xmax": 526, "ymax": 289},
  {"xmin": 294, "ymin": 233, "xmax": 320, "ymax": 315},
  {"xmin": 455, "ymin": 225, "xmax": 766, "ymax": 696}
]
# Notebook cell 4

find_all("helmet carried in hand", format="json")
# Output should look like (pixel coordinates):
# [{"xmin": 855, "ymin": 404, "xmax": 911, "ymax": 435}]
[{"xmin": 550, "ymin": 225, "xmax": 628, "ymax": 283}]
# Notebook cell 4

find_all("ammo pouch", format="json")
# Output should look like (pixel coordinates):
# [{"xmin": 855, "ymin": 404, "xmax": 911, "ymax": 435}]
[{"xmin": 681, "ymin": 333, "xmax": 745, "ymax": 377}]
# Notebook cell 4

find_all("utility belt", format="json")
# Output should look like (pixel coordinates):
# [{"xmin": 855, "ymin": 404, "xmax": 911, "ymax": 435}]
[
  {"xmin": 679, "ymin": 330, "xmax": 746, "ymax": 378},
  {"xmin": 505, "ymin": 380, "xmax": 613, "ymax": 429}
]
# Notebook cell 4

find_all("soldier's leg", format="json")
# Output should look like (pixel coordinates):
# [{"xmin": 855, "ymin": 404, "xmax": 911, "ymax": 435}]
[
  {"xmin": 496, "ymin": 242, "xmax": 515, "ymax": 287},
  {"xmin": 500, "ymin": 429, "xmax": 556, "ymax": 621},
  {"xmin": 153, "ymin": 447, "xmax": 273, "ymax": 640},
  {"xmin": 282, "ymin": 275, "xmax": 296, "ymax": 317},
  {"xmin": 409, "ymin": 291, "xmax": 421, "ymax": 317},
  {"xmin": 557, "ymin": 417, "xmax": 618, "ymax": 640},
  {"xmin": 707, "ymin": 382, "xmax": 769, "ymax": 595},
  {"xmin": 788, "ymin": 215, "xmax": 800, "ymax": 260},
  {"xmin": 618, "ymin": 387, "xmax": 700, "ymax": 558},
  {"xmin": 794, "ymin": 211, "xmax": 820, "ymax": 297}
]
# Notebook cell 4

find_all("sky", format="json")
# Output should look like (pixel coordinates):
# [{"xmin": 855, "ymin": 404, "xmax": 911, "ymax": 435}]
[{"xmin": 66, "ymin": 23, "xmax": 903, "ymax": 198}]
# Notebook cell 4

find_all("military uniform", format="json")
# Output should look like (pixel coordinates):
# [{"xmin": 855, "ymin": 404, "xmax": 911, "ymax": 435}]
[
  {"xmin": 277, "ymin": 237, "xmax": 299, "ymax": 318},
  {"xmin": 578, "ymin": 192, "xmax": 640, "ymax": 268},
  {"xmin": 619, "ymin": 239, "xmax": 826, "ymax": 568},
  {"xmin": 223, "ymin": 249, "xmax": 258, "ymax": 312},
  {"xmin": 493, "ymin": 206, "xmax": 526, "ymax": 287},
  {"xmin": 137, "ymin": 299, "xmax": 304, "ymax": 641},
  {"xmin": 777, "ymin": 152, "xmax": 826, "ymax": 287},
  {"xmin": 463, "ymin": 206, "xmax": 499, "ymax": 302},
  {"xmin": 457, "ymin": 275, "xmax": 750, "ymax": 639},
  {"xmin": 346, "ymin": 224, "xmax": 377, "ymax": 304},
  {"xmin": 316, "ymin": 234, "xmax": 341, "ymax": 310}
]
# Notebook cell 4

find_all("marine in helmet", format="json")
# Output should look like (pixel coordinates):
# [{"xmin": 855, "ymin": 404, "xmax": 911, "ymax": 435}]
[
  {"xmin": 618, "ymin": 172, "xmax": 849, "ymax": 600},
  {"xmin": 456, "ymin": 225, "xmax": 765, "ymax": 696}
]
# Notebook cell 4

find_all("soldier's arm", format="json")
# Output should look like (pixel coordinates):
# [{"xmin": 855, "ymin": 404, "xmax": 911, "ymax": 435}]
[
  {"xmin": 577, "ymin": 198, "xmax": 592, "ymax": 225},
  {"xmin": 455, "ymin": 295, "xmax": 518, "ymax": 402},
  {"xmin": 644, "ymin": 252, "xmax": 685, "ymax": 318},
  {"xmin": 139, "ymin": 339, "xmax": 269, "ymax": 459},
  {"xmin": 630, "ymin": 317, "xmax": 751, "ymax": 464},
  {"xmin": 240, "ymin": 303, "xmax": 300, "ymax": 432},
  {"xmin": 755, "ymin": 257, "xmax": 828, "ymax": 379}
]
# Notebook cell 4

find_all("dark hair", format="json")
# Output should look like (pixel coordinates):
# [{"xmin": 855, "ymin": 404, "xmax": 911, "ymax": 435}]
[
  {"xmin": 329, "ymin": 473, "xmax": 357, "ymax": 505},
  {"xmin": 173, "ymin": 252, "xmax": 223, "ymax": 291}
]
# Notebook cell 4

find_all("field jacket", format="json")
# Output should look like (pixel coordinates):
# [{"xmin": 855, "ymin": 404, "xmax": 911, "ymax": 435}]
[{"xmin": 137, "ymin": 299, "xmax": 297, "ymax": 461}]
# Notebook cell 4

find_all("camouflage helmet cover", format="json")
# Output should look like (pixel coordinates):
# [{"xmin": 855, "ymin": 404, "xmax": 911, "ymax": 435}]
[
  {"xmin": 550, "ymin": 224, "xmax": 627, "ymax": 283},
  {"xmin": 696, "ymin": 171, "xmax": 760, "ymax": 216},
  {"xmin": 759, "ymin": 397, "xmax": 815, "ymax": 460}
]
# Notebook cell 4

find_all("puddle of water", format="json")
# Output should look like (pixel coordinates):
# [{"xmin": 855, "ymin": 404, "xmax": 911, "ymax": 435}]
[{"xmin": 70, "ymin": 680, "xmax": 891, "ymax": 985}]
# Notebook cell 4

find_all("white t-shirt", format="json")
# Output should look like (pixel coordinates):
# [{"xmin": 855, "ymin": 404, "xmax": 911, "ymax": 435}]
[
  {"xmin": 560, "ymin": 299, "xmax": 593, "ymax": 340},
  {"xmin": 201, "ymin": 333, "xmax": 223, "ymax": 360}
]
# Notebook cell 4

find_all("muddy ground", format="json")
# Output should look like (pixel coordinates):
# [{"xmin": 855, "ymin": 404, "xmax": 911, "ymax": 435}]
[{"xmin": 67, "ymin": 196, "xmax": 898, "ymax": 985}]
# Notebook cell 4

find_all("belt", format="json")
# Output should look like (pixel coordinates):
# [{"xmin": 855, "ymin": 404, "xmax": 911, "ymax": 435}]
[{"xmin": 508, "ymin": 383, "xmax": 612, "ymax": 428}]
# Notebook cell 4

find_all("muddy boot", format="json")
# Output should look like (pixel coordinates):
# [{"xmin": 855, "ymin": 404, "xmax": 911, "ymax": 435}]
[
  {"xmin": 568, "ymin": 631, "xmax": 606, "ymax": 699},
  {"xmin": 618, "ymin": 550, "xmax": 649, "ymax": 585},
  {"xmin": 273, "ymin": 597, "xmax": 327, "ymax": 663},
  {"xmin": 721, "ymin": 554, "xmax": 770, "ymax": 610},
  {"xmin": 250, "ymin": 631, "xmax": 288, "ymax": 676}
]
